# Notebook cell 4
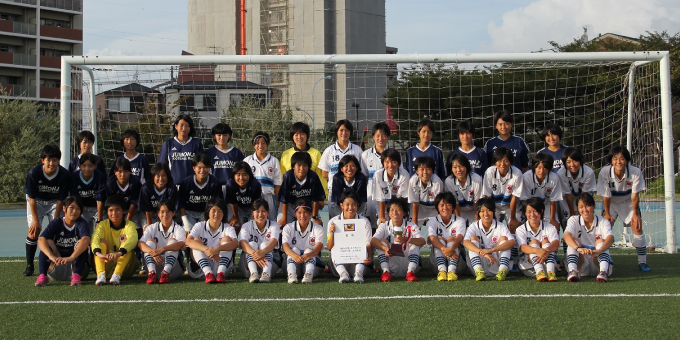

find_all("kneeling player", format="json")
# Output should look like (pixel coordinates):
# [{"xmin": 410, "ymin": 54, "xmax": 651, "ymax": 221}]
[
  {"xmin": 463, "ymin": 197, "xmax": 516, "ymax": 281},
  {"xmin": 516, "ymin": 198, "xmax": 560, "ymax": 282},
  {"xmin": 327, "ymin": 190, "xmax": 372, "ymax": 283},
  {"xmin": 564, "ymin": 193, "xmax": 614, "ymax": 283},
  {"xmin": 185, "ymin": 198, "xmax": 238, "ymax": 284},
  {"xmin": 371, "ymin": 197, "xmax": 425, "ymax": 282},
  {"xmin": 35, "ymin": 196, "xmax": 90, "ymax": 286},
  {"xmin": 91, "ymin": 195, "xmax": 140, "ymax": 286},
  {"xmin": 138, "ymin": 200, "xmax": 186, "ymax": 284},
  {"xmin": 282, "ymin": 199, "xmax": 324, "ymax": 284},
  {"xmin": 238, "ymin": 199, "xmax": 280, "ymax": 283},
  {"xmin": 427, "ymin": 192, "xmax": 467, "ymax": 281}
]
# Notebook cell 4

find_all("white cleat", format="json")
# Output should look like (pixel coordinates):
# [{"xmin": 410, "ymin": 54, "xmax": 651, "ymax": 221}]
[
  {"xmin": 95, "ymin": 273, "xmax": 107, "ymax": 286},
  {"xmin": 109, "ymin": 273, "xmax": 121, "ymax": 286},
  {"xmin": 338, "ymin": 271, "xmax": 350, "ymax": 283},
  {"xmin": 354, "ymin": 271, "xmax": 364, "ymax": 283},
  {"xmin": 302, "ymin": 272, "xmax": 313, "ymax": 284},
  {"xmin": 249, "ymin": 272, "xmax": 260, "ymax": 283},
  {"xmin": 287, "ymin": 273, "xmax": 298, "ymax": 284}
]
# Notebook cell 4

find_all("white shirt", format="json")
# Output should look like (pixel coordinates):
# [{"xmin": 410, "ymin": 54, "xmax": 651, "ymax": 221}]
[
  {"xmin": 515, "ymin": 221, "xmax": 559, "ymax": 247},
  {"xmin": 361, "ymin": 146, "xmax": 387, "ymax": 201},
  {"xmin": 243, "ymin": 153, "xmax": 282, "ymax": 196},
  {"xmin": 521, "ymin": 170, "xmax": 563, "ymax": 202},
  {"xmin": 407, "ymin": 173, "xmax": 444, "ymax": 206},
  {"xmin": 140, "ymin": 221, "xmax": 186, "ymax": 247},
  {"xmin": 445, "ymin": 173, "xmax": 483, "ymax": 213},
  {"xmin": 426, "ymin": 215, "xmax": 467, "ymax": 242},
  {"xmin": 318, "ymin": 142, "xmax": 364, "ymax": 196},
  {"xmin": 597, "ymin": 165, "xmax": 646, "ymax": 204},
  {"xmin": 238, "ymin": 219, "xmax": 280, "ymax": 248},
  {"xmin": 565, "ymin": 215, "xmax": 613, "ymax": 247},
  {"xmin": 374, "ymin": 219, "xmax": 423, "ymax": 252},
  {"xmin": 189, "ymin": 221, "xmax": 237, "ymax": 248},
  {"xmin": 557, "ymin": 164, "xmax": 597, "ymax": 197},
  {"xmin": 328, "ymin": 213, "xmax": 373, "ymax": 245},
  {"xmin": 281, "ymin": 221, "xmax": 324, "ymax": 250},
  {"xmin": 373, "ymin": 167, "xmax": 410, "ymax": 203},
  {"xmin": 482, "ymin": 165, "xmax": 523, "ymax": 208},
  {"xmin": 464, "ymin": 220, "xmax": 514, "ymax": 249}
]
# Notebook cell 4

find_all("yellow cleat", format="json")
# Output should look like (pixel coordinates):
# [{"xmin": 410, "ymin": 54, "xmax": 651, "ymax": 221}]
[
  {"xmin": 437, "ymin": 271, "xmax": 447, "ymax": 282},
  {"xmin": 475, "ymin": 268, "xmax": 486, "ymax": 281},
  {"xmin": 547, "ymin": 272, "xmax": 558, "ymax": 282},
  {"xmin": 536, "ymin": 270, "xmax": 548, "ymax": 282},
  {"xmin": 496, "ymin": 268, "xmax": 507, "ymax": 281},
  {"xmin": 447, "ymin": 271, "xmax": 458, "ymax": 281}
]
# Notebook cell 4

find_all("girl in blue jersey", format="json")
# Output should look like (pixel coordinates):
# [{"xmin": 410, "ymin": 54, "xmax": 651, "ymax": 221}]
[
  {"xmin": 537, "ymin": 123, "xmax": 568, "ymax": 173},
  {"xmin": 206, "ymin": 122, "xmax": 245, "ymax": 184},
  {"xmin": 225, "ymin": 161, "xmax": 263, "ymax": 231},
  {"xmin": 158, "ymin": 114, "xmax": 204, "ymax": 183},
  {"xmin": 109, "ymin": 129, "xmax": 150, "ymax": 184},
  {"xmin": 104, "ymin": 158, "xmax": 142, "ymax": 225},
  {"xmin": 68, "ymin": 130, "xmax": 106, "ymax": 174},
  {"xmin": 330, "ymin": 155, "xmax": 368, "ymax": 217},
  {"xmin": 69, "ymin": 153, "xmax": 106, "ymax": 233},
  {"xmin": 484, "ymin": 110, "xmax": 530, "ymax": 173},
  {"xmin": 447, "ymin": 121, "xmax": 488, "ymax": 177},
  {"xmin": 405, "ymin": 119, "xmax": 446, "ymax": 179},
  {"xmin": 139, "ymin": 162, "xmax": 177, "ymax": 228},
  {"xmin": 178, "ymin": 153, "xmax": 223, "ymax": 232}
]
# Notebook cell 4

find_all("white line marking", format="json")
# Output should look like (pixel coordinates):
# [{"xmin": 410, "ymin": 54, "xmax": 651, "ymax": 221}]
[{"xmin": 2, "ymin": 294, "xmax": 680, "ymax": 305}]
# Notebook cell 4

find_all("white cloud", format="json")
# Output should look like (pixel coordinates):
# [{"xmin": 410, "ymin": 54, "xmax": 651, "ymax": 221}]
[{"xmin": 486, "ymin": 0, "xmax": 680, "ymax": 52}]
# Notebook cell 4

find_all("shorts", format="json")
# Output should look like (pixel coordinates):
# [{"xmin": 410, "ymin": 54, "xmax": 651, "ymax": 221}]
[
  {"xmin": 377, "ymin": 244, "xmax": 421, "ymax": 278},
  {"xmin": 495, "ymin": 204, "xmax": 523, "ymax": 224},
  {"xmin": 465, "ymin": 250, "xmax": 503, "ymax": 276},
  {"xmin": 577, "ymin": 254, "xmax": 614, "ymax": 277},
  {"xmin": 414, "ymin": 205, "xmax": 436, "ymax": 227},
  {"xmin": 517, "ymin": 252, "xmax": 556, "ymax": 277},
  {"xmin": 26, "ymin": 196, "xmax": 57, "ymax": 228},
  {"xmin": 81, "ymin": 206, "xmax": 98, "ymax": 234},
  {"xmin": 607, "ymin": 199, "xmax": 640, "ymax": 225},
  {"xmin": 328, "ymin": 254, "xmax": 369, "ymax": 277},
  {"xmin": 262, "ymin": 194, "xmax": 278, "ymax": 222},
  {"xmin": 282, "ymin": 253, "xmax": 322, "ymax": 277},
  {"xmin": 428, "ymin": 247, "xmax": 467, "ymax": 275},
  {"xmin": 459, "ymin": 209, "xmax": 476, "ymax": 225}
]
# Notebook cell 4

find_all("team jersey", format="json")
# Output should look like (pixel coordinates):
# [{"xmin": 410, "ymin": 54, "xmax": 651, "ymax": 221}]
[
  {"xmin": 109, "ymin": 153, "xmax": 151, "ymax": 184},
  {"xmin": 24, "ymin": 164, "xmax": 70, "ymax": 202},
  {"xmin": 91, "ymin": 219, "xmax": 138, "ymax": 255},
  {"xmin": 597, "ymin": 165, "xmax": 646, "ymax": 204},
  {"xmin": 281, "ymin": 221, "xmax": 324, "ymax": 250},
  {"xmin": 408, "ymin": 174, "xmax": 444, "ymax": 207},
  {"xmin": 205, "ymin": 145, "xmax": 245, "ymax": 183},
  {"xmin": 138, "ymin": 182, "xmax": 178, "ymax": 213},
  {"xmin": 104, "ymin": 176, "xmax": 141, "ymax": 211},
  {"xmin": 158, "ymin": 136, "xmax": 204, "ymax": 183},
  {"xmin": 277, "ymin": 170, "xmax": 326, "ymax": 205},
  {"xmin": 557, "ymin": 164, "xmax": 597, "ymax": 197},
  {"xmin": 482, "ymin": 165, "xmax": 523, "ymax": 207},
  {"xmin": 537, "ymin": 145, "xmax": 568, "ymax": 173},
  {"xmin": 447, "ymin": 146, "xmax": 489, "ymax": 177},
  {"xmin": 464, "ymin": 220, "xmax": 514, "ymax": 249},
  {"xmin": 515, "ymin": 221, "xmax": 560, "ymax": 248},
  {"xmin": 328, "ymin": 213, "xmax": 373, "ymax": 245},
  {"xmin": 373, "ymin": 168, "xmax": 410, "ymax": 203},
  {"xmin": 224, "ymin": 177, "xmax": 263, "ymax": 209},
  {"xmin": 69, "ymin": 170, "xmax": 105, "ymax": 208},
  {"xmin": 521, "ymin": 170, "xmax": 563, "ymax": 203},
  {"xmin": 484, "ymin": 135, "xmax": 531, "ymax": 170},
  {"xmin": 40, "ymin": 216, "xmax": 90, "ymax": 251},
  {"xmin": 318, "ymin": 142, "xmax": 364, "ymax": 197},
  {"xmin": 140, "ymin": 221, "xmax": 186, "ymax": 247},
  {"xmin": 244, "ymin": 153, "xmax": 282, "ymax": 196},
  {"xmin": 405, "ymin": 144, "xmax": 446, "ymax": 179},
  {"xmin": 239, "ymin": 220, "xmax": 281, "ymax": 247},
  {"xmin": 330, "ymin": 172, "xmax": 368, "ymax": 205},
  {"xmin": 445, "ymin": 173, "xmax": 483, "ymax": 213},
  {"xmin": 68, "ymin": 154, "xmax": 107, "ymax": 175},
  {"xmin": 374, "ymin": 219, "xmax": 423, "ymax": 252},
  {"xmin": 565, "ymin": 215, "xmax": 613, "ymax": 246},
  {"xmin": 426, "ymin": 214, "xmax": 467, "ymax": 241},
  {"xmin": 280, "ymin": 145, "xmax": 327, "ymax": 197},
  {"xmin": 360, "ymin": 146, "xmax": 387, "ymax": 201},
  {"xmin": 189, "ymin": 221, "xmax": 237, "ymax": 248},
  {"xmin": 177, "ymin": 174, "xmax": 223, "ymax": 212}
]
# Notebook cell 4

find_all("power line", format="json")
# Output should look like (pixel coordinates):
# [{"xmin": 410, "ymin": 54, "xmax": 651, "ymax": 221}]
[
  {"xmin": 84, "ymin": 26, "xmax": 187, "ymax": 42},
  {"xmin": 84, "ymin": 33, "xmax": 187, "ymax": 47}
]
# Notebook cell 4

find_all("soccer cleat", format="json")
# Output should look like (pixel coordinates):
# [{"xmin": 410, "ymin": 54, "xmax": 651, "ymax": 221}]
[
  {"xmin": 249, "ymin": 272, "xmax": 260, "ymax": 283},
  {"xmin": 596, "ymin": 271, "xmax": 608, "ymax": 283},
  {"xmin": 70, "ymin": 273, "xmax": 82, "ymax": 286},
  {"xmin": 496, "ymin": 269, "xmax": 507, "ymax": 281},
  {"xmin": 109, "ymin": 273, "xmax": 121, "ymax": 286},
  {"xmin": 354, "ymin": 271, "xmax": 364, "ymax": 284},
  {"xmin": 95, "ymin": 273, "xmax": 107, "ymax": 286},
  {"xmin": 338, "ymin": 271, "xmax": 351, "ymax": 284},
  {"xmin": 406, "ymin": 271, "xmax": 418, "ymax": 282},
  {"xmin": 639, "ymin": 263, "xmax": 651, "ymax": 272},
  {"xmin": 567, "ymin": 270, "xmax": 580, "ymax": 282},
  {"xmin": 34, "ymin": 273, "xmax": 49, "ymax": 287},
  {"xmin": 138, "ymin": 265, "xmax": 147, "ymax": 275},
  {"xmin": 475, "ymin": 268, "xmax": 486, "ymax": 281},
  {"xmin": 23, "ymin": 264, "xmax": 34, "ymax": 277},
  {"xmin": 287, "ymin": 273, "xmax": 298, "ymax": 284},
  {"xmin": 146, "ymin": 271, "xmax": 157, "ymax": 285},
  {"xmin": 536, "ymin": 270, "xmax": 548, "ymax": 282},
  {"xmin": 302, "ymin": 272, "xmax": 313, "ymax": 284},
  {"xmin": 437, "ymin": 271, "xmax": 447, "ymax": 282},
  {"xmin": 381, "ymin": 271, "xmax": 392, "ymax": 282},
  {"xmin": 204, "ymin": 272, "xmax": 216, "ymax": 284},
  {"xmin": 447, "ymin": 271, "xmax": 458, "ymax": 281},
  {"xmin": 547, "ymin": 272, "xmax": 558, "ymax": 282},
  {"xmin": 259, "ymin": 272, "xmax": 271, "ymax": 283},
  {"xmin": 159, "ymin": 271, "xmax": 170, "ymax": 284},
  {"xmin": 216, "ymin": 272, "xmax": 227, "ymax": 283}
]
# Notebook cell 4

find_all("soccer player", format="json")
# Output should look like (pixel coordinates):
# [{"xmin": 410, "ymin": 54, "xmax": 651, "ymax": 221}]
[
  {"xmin": 158, "ymin": 114, "xmax": 204, "ymax": 183},
  {"xmin": 108, "ymin": 129, "xmax": 151, "ymax": 184},
  {"xmin": 371, "ymin": 197, "xmax": 425, "ymax": 282},
  {"xmin": 445, "ymin": 153, "xmax": 483, "ymax": 223},
  {"xmin": 463, "ymin": 197, "xmax": 515, "ymax": 281},
  {"xmin": 205, "ymin": 122, "xmax": 244, "ymax": 184},
  {"xmin": 361, "ymin": 122, "xmax": 391, "ymax": 227},
  {"xmin": 138, "ymin": 200, "xmax": 185, "ymax": 284},
  {"xmin": 104, "ymin": 157, "xmax": 142, "ymax": 231},
  {"xmin": 185, "ymin": 198, "xmax": 238, "ymax": 283},
  {"xmin": 426, "ymin": 192, "xmax": 467, "ymax": 281},
  {"xmin": 138, "ymin": 163, "xmax": 178, "ymax": 228},
  {"xmin": 68, "ymin": 130, "xmax": 106, "ymax": 174},
  {"xmin": 557, "ymin": 147, "xmax": 596, "ymax": 223},
  {"xmin": 225, "ymin": 161, "xmax": 263, "ymax": 230},
  {"xmin": 564, "ymin": 193, "xmax": 614, "ymax": 282},
  {"xmin": 408, "ymin": 156, "xmax": 444, "ymax": 227},
  {"xmin": 34, "ymin": 196, "xmax": 90, "ymax": 286},
  {"xmin": 405, "ymin": 119, "xmax": 446, "ymax": 179},
  {"xmin": 446, "ymin": 121, "xmax": 488, "ymax": 177},
  {"xmin": 515, "ymin": 198, "xmax": 560, "ymax": 282},
  {"xmin": 244, "ymin": 131, "xmax": 282, "ymax": 221},
  {"xmin": 597, "ymin": 145, "xmax": 650, "ymax": 272},
  {"xmin": 177, "ymin": 153, "xmax": 223, "ymax": 233},
  {"xmin": 91, "ymin": 195, "xmax": 140, "ymax": 286},
  {"xmin": 280, "ymin": 122, "xmax": 327, "ymax": 197},
  {"xmin": 69, "ymin": 153, "xmax": 106, "ymax": 233},
  {"xmin": 537, "ymin": 123, "xmax": 568, "ymax": 173},
  {"xmin": 330, "ymin": 155, "xmax": 367, "ymax": 217},
  {"xmin": 282, "ymin": 199, "xmax": 324, "ymax": 284},
  {"xmin": 521, "ymin": 153, "xmax": 563, "ymax": 229},
  {"xmin": 484, "ymin": 110, "xmax": 530, "ymax": 173},
  {"xmin": 327, "ymin": 190, "xmax": 373, "ymax": 283},
  {"xmin": 277, "ymin": 152, "xmax": 326, "ymax": 227},
  {"xmin": 238, "ymin": 199, "xmax": 280, "ymax": 283},
  {"xmin": 373, "ymin": 148, "xmax": 410, "ymax": 226},
  {"xmin": 23, "ymin": 144, "xmax": 70, "ymax": 276}
]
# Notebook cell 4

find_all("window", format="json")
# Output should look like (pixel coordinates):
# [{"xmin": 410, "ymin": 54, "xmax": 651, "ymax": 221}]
[
  {"xmin": 179, "ymin": 93, "xmax": 216, "ymax": 112},
  {"xmin": 40, "ymin": 19, "xmax": 71, "ymax": 28},
  {"xmin": 40, "ymin": 79, "xmax": 59, "ymax": 88},
  {"xmin": 0, "ymin": 13, "xmax": 18, "ymax": 21},
  {"xmin": 107, "ymin": 97, "xmax": 130, "ymax": 112},
  {"xmin": 0, "ymin": 76, "xmax": 19, "ymax": 85},
  {"xmin": 40, "ymin": 48, "xmax": 69, "ymax": 57},
  {"xmin": 193, "ymin": 94, "xmax": 204, "ymax": 110},
  {"xmin": 0, "ymin": 44, "xmax": 14, "ymax": 53}
]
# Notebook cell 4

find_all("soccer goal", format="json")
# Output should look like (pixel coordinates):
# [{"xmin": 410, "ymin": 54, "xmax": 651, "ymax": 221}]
[{"xmin": 58, "ymin": 52, "xmax": 676, "ymax": 253}]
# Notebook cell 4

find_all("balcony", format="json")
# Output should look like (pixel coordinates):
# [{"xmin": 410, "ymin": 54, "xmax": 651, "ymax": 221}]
[
  {"xmin": 0, "ymin": 84, "xmax": 36, "ymax": 97},
  {"xmin": 40, "ymin": 55, "xmax": 60, "ymax": 68},
  {"xmin": 40, "ymin": 25, "xmax": 81, "ymax": 41},
  {"xmin": 40, "ymin": 0, "xmax": 81, "ymax": 12},
  {"xmin": 39, "ymin": 86, "xmax": 58, "ymax": 99},
  {"xmin": 0, "ymin": 20, "xmax": 36, "ymax": 36},
  {"xmin": 0, "ymin": 51, "xmax": 37, "ymax": 67}
]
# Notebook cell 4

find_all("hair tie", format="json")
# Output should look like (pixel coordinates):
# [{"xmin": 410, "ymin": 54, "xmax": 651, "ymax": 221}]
[
  {"xmin": 295, "ymin": 205, "xmax": 312, "ymax": 212},
  {"xmin": 253, "ymin": 134, "xmax": 269, "ymax": 145}
]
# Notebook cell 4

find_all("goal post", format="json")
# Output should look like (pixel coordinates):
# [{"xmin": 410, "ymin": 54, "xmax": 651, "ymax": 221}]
[{"xmin": 58, "ymin": 51, "xmax": 676, "ymax": 253}]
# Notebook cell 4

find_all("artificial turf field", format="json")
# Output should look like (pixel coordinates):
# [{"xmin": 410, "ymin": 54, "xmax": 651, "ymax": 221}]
[{"xmin": 1, "ymin": 251, "xmax": 679, "ymax": 339}]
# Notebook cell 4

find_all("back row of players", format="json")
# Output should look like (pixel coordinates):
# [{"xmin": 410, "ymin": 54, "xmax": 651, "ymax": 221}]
[{"xmin": 24, "ymin": 110, "xmax": 649, "ymax": 285}]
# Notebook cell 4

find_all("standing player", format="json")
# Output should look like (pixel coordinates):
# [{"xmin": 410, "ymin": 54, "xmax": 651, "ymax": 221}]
[
  {"xmin": 405, "ymin": 119, "xmax": 446, "ymax": 179},
  {"xmin": 177, "ymin": 153, "xmax": 223, "ymax": 233},
  {"xmin": 597, "ymin": 146, "xmax": 650, "ymax": 272},
  {"xmin": 205, "ymin": 122, "xmax": 244, "ymax": 185},
  {"xmin": 23, "ymin": 144, "xmax": 70, "ymax": 276},
  {"xmin": 484, "ymin": 110, "xmax": 530, "ymax": 173},
  {"xmin": 277, "ymin": 152, "xmax": 326, "ymax": 227},
  {"xmin": 521, "ymin": 153, "xmax": 563, "ymax": 229},
  {"xmin": 34, "ymin": 196, "xmax": 90, "ymax": 286},
  {"xmin": 537, "ymin": 123, "xmax": 568, "ymax": 173},
  {"xmin": 427, "ymin": 192, "xmax": 467, "ymax": 281},
  {"xmin": 104, "ymin": 158, "xmax": 142, "ymax": 224},
  {"xmin": 138, "ymin": 163, "xmax": 178, "ymax": 228},
  {"xmin": 282, "ymin": 199, "xmax": 325, "ymax": 284},
  {"xmin": 244, "ymin": 131, "xmax": 282, "ymax": 221},
  {"xmin": 515, "ymin": 198, "xmax": 560, "ymax": 282},
  {"xmin": 446, "ymin": 121, "xmax": 489, "ymax": 177},
  {"xmin": 138, "ymin": 200, "xmax": 185, "ymax": 284},
  {"xmin": 557, "ymin": 147, "xmax": 596, "ymax": 224},
  {"xmin": 329, "ymin": 155, "xmax": 368, "ymax": 217},
  {"xmin": 238, "ymin": 199, "xmax": 280, "ymax": 283},
  {"xmin": 280, "ymin": 122, "xmax": 327, "ymax": 197},
  {"xmin": 225, "ymin": 161, "xmax": 263, "ymax": 230},
  {"xmin": 445, "ymin": 154, "xmax": 483, "ymax": 223},
  {"xmin": 373, "ymin": 148, "xmax": 410, "ymax": 226},
  {"xmin": 68, "ymin": 130, "xmax": 106, "ymax": 174},
  {"xmin": 69, "ymin": 153, "xmax": 106, "ymax": 234},
  {"xmin": 158, "ymin": 114, "xmax": 204, "ymax": 183},
  {"xmin": 408, "ymin": 156, "xmax": 445, "ymax": 227},
  {"xmin": 108, "ymin": 129, "xmax": 150, "ymax": 184},
  {"xmin": 360, "ymin": 122, "xmax": 391, "ymax": 227}
]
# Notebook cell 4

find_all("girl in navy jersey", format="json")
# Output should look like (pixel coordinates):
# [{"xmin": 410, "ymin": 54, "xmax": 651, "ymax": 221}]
[
  {"xmin": 68, "ymin": 130, "xmax": 106, "ymax": 174},
  {"xmin": 330, "ymin": 155, "xmax": 367, "ymax": 217},
  {"xmin": 69, "ymin": 153, "xmax": 106, "ymax": 233},
  {"xmin": 158, "ymin": 114, "xmax": 204, "ymax": 183},
  {"xmin": 447, "ymin": 121, "xmax": 489, "ymax": 177},
  {"xmin": 405, "ymin": 119, "xmax": 446, "ymax": 179},
  {"xmin": 537, "ymin": 123, "xmax": 568, "ymax": 173},
  {"xmin": 225, "ymin": 161, "xmax": 262, "ymax": 231},
  {"xmin": 484, "ymin": 110, "xmax": 530, "ymax": 173},
  {"xmin": 139, "ymin": 163, "xmax": 177, "ymax": 228},
  {"xmin": 205, "ymin": 122, "xmax": 244, "ymax": 184},
  {"xmin": 109, "ymin": 129, "xmax": 150, "ymax": 184},
  {"xmin": 178, "ymin": 153, "xmax": 223, "ymax": 233},
  {"xmin": 104, "ymin": 158, "xmax": 142, "ymax": 226}
]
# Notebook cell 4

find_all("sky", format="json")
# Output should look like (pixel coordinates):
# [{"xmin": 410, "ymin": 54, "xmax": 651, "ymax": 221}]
[{"xmin": 84, "ymin": 0, "xmax": 680, "ymax": 57}]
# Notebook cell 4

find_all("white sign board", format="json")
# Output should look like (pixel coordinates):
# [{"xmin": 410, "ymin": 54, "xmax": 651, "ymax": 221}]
[{"xmin": 331, "ymin": 218, "xmax": 368, "ymax": 264}]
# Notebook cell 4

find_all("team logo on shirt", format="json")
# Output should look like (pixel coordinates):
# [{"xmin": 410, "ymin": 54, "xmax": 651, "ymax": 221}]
[
  {"xmin": 451, "ymin": 230, "xmax": 456, "ymax": 235},
  {"xmin": 268, "ymin": 167, "xmax": 274, "ymax": 174},
  {"xmin": 266, "ymin": 233, "xmax": 271, "ymax": 239},
  {"xmin": 428, "ymin": 192, "xmax": 434, "ymax": 197},
  {"xmin": 546, "ymin": 188, "xmax": 553, "ymax": 194},
  {"xmin": 507, "ymin": 186, "xmax": 513, "ymax": 191},
  {"xmin": 468, "ymin": 190, "xmax": 474, "ymax": 196},
  {"xmin": 492, "ymin": 236, "xmax": 498, "ymax": 242},
  {"xmin": 120, "ymin": 235, "xmax": 127, "ymax": 243},
  {"xmin": 579, "ymin": 182, "xmax": 584, "ymax": 188},
  {"xmin": 596, "ymin": 235, "xmax": 602, "ymax": 240},
  {"xmin": 310, "ymin": 237, "xmax": 316, "ymax": 244},
  {"xmin": 626, "ymin": 181, "xmax": 633, "ymax": 186}
]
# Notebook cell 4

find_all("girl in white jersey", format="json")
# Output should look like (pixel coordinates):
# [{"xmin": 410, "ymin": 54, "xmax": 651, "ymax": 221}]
[
  {"xmin": 516, "ymin": 198, "xmax": 560, "ymax": 282},
  {"xmin": 445, "ymin": 153, "xmax": 482, "ymax": 223},
  {"xmin": 238, "ymin": 199, "xmax": 280, "ymax": 283},
  {"xmin": 282, "ymin": 198, "xmax": 325, "ymax": 284},
  {"xmin": 426, "ymin": 192, "xmax": 467, "ymax": 281},
  {"xmin": 138, "ymin": 200, "xmax": 186, "ymax": 284}
]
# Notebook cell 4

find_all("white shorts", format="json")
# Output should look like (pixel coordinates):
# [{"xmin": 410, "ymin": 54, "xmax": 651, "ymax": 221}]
[
  {"xmin": 466, "ymin": 250, "xmax": 503, "ymax": 276},
  {"xmin": 459, "ymin": 209, "xmax": 476, "ymax": 225},
  {"xmin": 577, "ymin": 254, "xmax": 614, "ymax": 277},
  {"xmin": 26, "ymin": 196, "xmax": 57, "ymax": 228},
  {"xmin": 377, "ymin": 244, "xmax": 421, "ymax": 278},
  {"xmin": 495, "ymin": 204, "xmax": 523, "ymax": 224},
  {"xmin": 82, "ymin": 206, "xmax": 98, "ymax": 235},
  {"xmin": 262, "ymin": 194, "xmax": 278, "ymax": 222},
  {"xmin": 428, "ymin": 247, "xmax": 467, "ymax": 275},
  {"xmin": 608, "ymin": 199, "xmax": 638, "ymax": 225},
  {"xmin": 518, "ymin": 253, "xmax": 556, "ymax": 277},
  {"xmin": 328, "ymin": 254, "xmax": 369, "ymax": 277},
  {"xmin": 414, "ymin": 205, "xmax": 436, "ymax": 227},
  {"xmin": 282, "ymin": 253, "xmax": 322, "ymax": 277}
]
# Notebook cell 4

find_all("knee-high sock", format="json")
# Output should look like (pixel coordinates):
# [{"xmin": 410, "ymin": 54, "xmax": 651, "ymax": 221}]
[
  {"xmin": 26, "ymin": 237, "xmax": 38, "ymax": 266},
  {"xmin": 498, "ymin": 240, "xmax": 510, "ymax": 271},
  {"xmin": 376, "ymin": 241, "xmax": 390, "ymax": 272},
  {"xmin": 433, "ymin": 247, "xmax": 447, "ymax": 272},
  {"xmin": 287, "ymin": 247, "xmax": 302, "ymax": 276},
  {"xmin": 596, "ymin": 243, "xmax": 611, "ymax": 273},
  {"xmin": 407, "ymin": 244, "xmax": 420, "ymax": 273},
  {"xmin": 163, "ymin": 240, "xmax": 179, "ymax": 273},
  {"xmin": 246, "ymin": 241, "xmax": 259, "ymax": 274},
  {"xmin": 566, "ymin": 246, "xmax": 579, "ymax": 272},
  {"xmin": 217, "ymin": 250, "xmax": 232, "ymax": 275},
  {"xmin": 634, "ymin": 233, "xmax": 647, "ymax": 264},
  {"xmin": 447, "ymin": 242, "xmax": 459, "ymax": 273},
  {"xmin": 529, "ymin": 244, "xmax": 544, "ymax": 273},
  {"xmin": 143, "ymin": 240, "xmax": 157, "ymax": 273},
  {"xmin": 303, "ymin": 248, "xmax": 316, "ymax": 275},
  {"xmin": 192, "ymin": 250, "xmax": 213, "ymax": 276},
  {"xmin": 469, "ymin": 240, "xmax": 482, "ymax": 271}
]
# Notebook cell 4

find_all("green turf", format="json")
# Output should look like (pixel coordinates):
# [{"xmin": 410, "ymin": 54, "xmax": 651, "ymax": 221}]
[{"xmin": 1, "ymin": 253, "xmax": 679, "ymax": 339}]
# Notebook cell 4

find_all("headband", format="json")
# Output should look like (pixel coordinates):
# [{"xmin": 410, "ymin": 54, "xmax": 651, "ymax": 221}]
[{"xmin": 253, "ymin": 134, "xmax": 269, "ymax": 145}]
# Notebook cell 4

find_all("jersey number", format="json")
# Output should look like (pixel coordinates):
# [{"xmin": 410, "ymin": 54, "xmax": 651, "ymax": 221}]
[
  {"xmin": 201, "ymin": 237, "xmax": 208, "ymax": 246},
  {"xmin": 492, "ymin": 184, "xmax": 497, "ymax": 191},
  {"xmin": 249, "ymin": 235, "xmax": 259, "ymax": 243},
  {"xmin": 291, "ymin": 238, "xmax": 297, "ymax": 245}
]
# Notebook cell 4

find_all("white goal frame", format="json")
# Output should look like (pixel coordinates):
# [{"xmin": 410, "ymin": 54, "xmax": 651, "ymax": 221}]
[{"xmin": 58, "ymin": 51, "xmax": 676, "ymax": 253}]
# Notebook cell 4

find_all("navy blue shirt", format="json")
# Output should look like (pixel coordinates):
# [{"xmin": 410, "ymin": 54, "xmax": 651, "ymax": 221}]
[
  {"xmin": 24, "ymin": 165, "xmax": 70, "ymax": 201},
  {"xmin": 447, "ymin": 146, "xmax": 489, "ymax": 177},
  {"xmin": 538, "ymin": 145, "xmax": 568, "ymax": 173},
  {"xmin": 405, "ymin": 144, "xmax": 446, "ymax": 179},
  {"xmin": 104, "ymin": 175, "xmax": 141, "ymax": 211},
  {"xmin": 225, "ymin": 177, "xmax": 262, "ymax": 209},
  {"xmin": 330, "ymin": 172, "xmax": 368, "ymax": 205},
  {"xmin": 138, "ymin": 182, "xmax": 178, "ymax": 213},
  {"xmin": 177, "ymin": 174, "xmax": 223, "ymax": 212},
  {"xmin": 109, "ymin": 153, "xmax": 151, "ymax": 184},
  {"xmin": 68, "ymin": 155, "xmax": 107, "ymax": 175},
  {"xmin": 69, "ymin": 169, "xmax": 105, "ymax": 208},
  {"xmin": 277, "ymin": 169, "xmax": 326, "ymax": 205},
  {"xmin": 484, "ymin": 135, "xmax": 531, "ymax": 170},
  {"xmin": 40, "ymin": 216, "xmax": 90, "ymax": 251},
  {"xmin": 205, "ymin": 146, "xmax": 245, "ymax": 184},
  {"xmin": 158, "ymin": 137, "xmax": 204, "ymax": 183}
]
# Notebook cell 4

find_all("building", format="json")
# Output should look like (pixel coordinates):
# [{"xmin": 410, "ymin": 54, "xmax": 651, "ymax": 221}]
[
  {"xmin": 0, "ymin": 0, "xmax": 83, "ymax": 104},
  {"xmin": 95, "ymin": 83, "xmax": 164, "ymax": 127}
]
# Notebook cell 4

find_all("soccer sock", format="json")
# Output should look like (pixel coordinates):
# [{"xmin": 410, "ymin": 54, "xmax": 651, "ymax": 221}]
[
  {"xmin": 546, "ymin": 253, "xmax": 557, "ymax": 273},
  {"xmin": 377, "ymin": 242, "xmax": 390, "ymax": 272},
  {"xmin": 634, "ymin": 233, "xmax": 647, "ymax": 264},
  {"xmin": 286, "ymin": 256, "xmax": 297, "ymax": 276},
  {"xmin": 164, "ymin": 251, "xmax": 178, "ymax": 273},
  {"xmin": 510, "ymin": 244, "xmax": 519, "ymax": 266},
  {"xmin": 433, "ymin": 248, "xmax": 447, "ymax": 272},
  {"xmin": 407, "ymin": 245, "xmax": 420, "ymax": 273},
  {"xmin": 263, "ymin": 253, "xmax": 273, "ymax": 274},
  {"xmin": 530, "ymin": 244, "xmax": 543, "ymax": 273},
  {"xmin": 37, "ymin": 250, "xmax": 50, "ymax": 275},
  {"xmin": 335, "ymin": 264, "xmax": 348, "ymax": 276},
  {"xmin": 498, "ymin": 240, "xmax": 511, "ymax": 271},
  {"xmin": 566, "ymin": 246, "xmax": 579, "ymax": 272},
  {"xmin": 355, "ymin": 264, "xmax": 365, "ymax": 276},
  {"xmin": 194, "ymin": 251, "xmax": 213, "ymax": 276},
  {"xmin": 143, "ymin": 254, "xmax": 156, "ymax": 273},
  {"xmin": 469, "ymin": 240, "xmax": 482, "ymax": 271},
  {"xmin": 596, "ymin": 243, "xmax": 610, "ymax": 272},
  {"xmin": 25, "ymin": 237, "xmax": 38, "ymax": 266},
  {"xmin": 218, "ymin": 251, "xmax": 232, "ymax": 275},
  {"xmin": 447, "ymin": 242, "xmax": 458, "ymax": 273},
  {"xmin": 303, "ymin": 249, "xmax": 315, "ymax": 274},
  {"xmin": 246, "ymin": 254, "xmax": 258, "ymax": 274}
]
